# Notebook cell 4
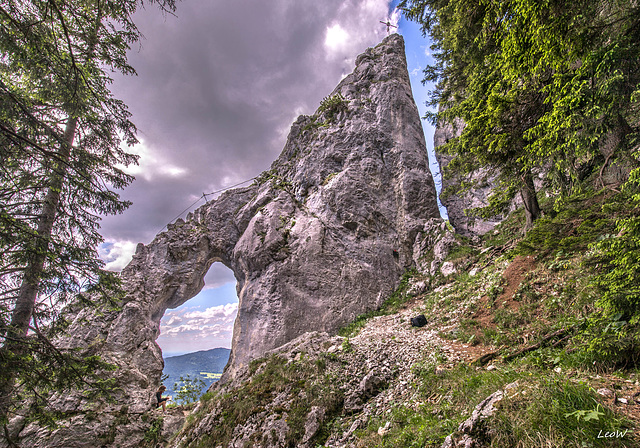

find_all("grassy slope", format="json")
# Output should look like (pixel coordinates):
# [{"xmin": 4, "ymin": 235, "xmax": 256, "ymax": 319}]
[{"xmin": 348, "ymin": 188, "xmax": 640, "ymax": 447}]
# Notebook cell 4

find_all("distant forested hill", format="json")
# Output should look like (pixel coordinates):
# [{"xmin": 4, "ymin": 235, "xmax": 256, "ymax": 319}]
[{"xmin": 162, "ymin": 348, "xmax": 230, "ymax": 396}]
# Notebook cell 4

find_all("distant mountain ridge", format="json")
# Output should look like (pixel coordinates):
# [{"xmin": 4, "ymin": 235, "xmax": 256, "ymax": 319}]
[{"xmin": 162, "ymin": 348, "xmax": 230, "ymax": 396}]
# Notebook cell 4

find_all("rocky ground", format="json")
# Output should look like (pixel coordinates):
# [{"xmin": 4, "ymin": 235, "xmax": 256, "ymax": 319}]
[
  {"xmin": 320, "ymin": 303, "xmax": 497, "ymax": 447},
  {"xmin": 165, "ymin": 244, "xmax": 640, "ymax": 448},
  {"xmin": 166, "ymin": 295, "xmax": 498, "ymax": 448}
]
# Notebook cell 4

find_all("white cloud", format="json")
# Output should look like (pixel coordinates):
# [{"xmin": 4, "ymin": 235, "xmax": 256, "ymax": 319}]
[
  {"xmin": 324, "ymin": 23, "xmax": 349, "ymax": 53},
  {"xmin": 160, "ymin": 166, "xmax": 188, "ymax": 177},
  {"xmin": 118, "ymin": 139, "xmax": 188, "ymax": 182},
  {"xmin": 184, "ymin": 302, "xmax": 238, "ymax": 319},
  {"xmin": 159, "ymin": 302, "xmax": 238, "ymax": 346},
  {"xmin": 389, "ymin": 7, "xmax": 400, "ymax": 29},
  {"xmin": 202, "ymin": 264, "xmax": 237, "ymax": 290},
  {"xmin": 166, "ymin": 315, "xmax": 183, "ymax": 325},
  {"xmin": 322, "ymin": 1, "xmax": 394, "ymax": 66},
  {"xmin": 98, "ymin": 240, "xmax": 138, "ymax": 271}
]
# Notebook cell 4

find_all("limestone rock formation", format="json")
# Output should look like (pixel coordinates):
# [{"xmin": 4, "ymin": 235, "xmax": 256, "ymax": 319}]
[
  {"xmin": 434, "ymin": 117, "xmax": 506, "ymax": 236},
  {"xmin": 413, "ymin": 217, "xmax": 459, "ymax": 277},
  {"xmin": 434, "ymin": 115, "xmax": 545, "ymax": 237},
  {"xmin": 8, "ymin": 34, "xmax": 441, "ymax": 448},
  {"xmin": 223, "ymin": 32, "xmax": 440, "ymax": 377}
]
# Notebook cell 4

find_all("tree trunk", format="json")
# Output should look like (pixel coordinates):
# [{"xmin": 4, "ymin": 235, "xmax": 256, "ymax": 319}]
[
  {"xmin": 0, "ymin": 5, "xmax": 101, "ymax": 424},
  {"xmin": 0, "ymin": 117, "xmax": 77, "ymax": 424},
  {"xmin": 520, "ymin": 169, "xmax": 541, "ymax": 231}
]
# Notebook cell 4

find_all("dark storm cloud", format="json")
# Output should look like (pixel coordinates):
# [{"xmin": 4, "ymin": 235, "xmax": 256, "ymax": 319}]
[{"xmin": 101, "ymin": 0, "xmax": 394, "ymax": 266}]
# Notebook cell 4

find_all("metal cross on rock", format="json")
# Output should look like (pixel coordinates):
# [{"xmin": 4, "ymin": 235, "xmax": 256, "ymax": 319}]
[{"xmin": 380, "ymin": 20, "xmax": 398, "ymax": 35}]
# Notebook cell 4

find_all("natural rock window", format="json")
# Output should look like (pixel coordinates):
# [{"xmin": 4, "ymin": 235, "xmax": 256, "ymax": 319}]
[{"xmin": 158, "ymin": 263, "xmax": 238, "ymax": 357}]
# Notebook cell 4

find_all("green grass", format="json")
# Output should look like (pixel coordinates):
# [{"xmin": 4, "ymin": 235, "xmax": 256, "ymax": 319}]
[
  {"xmin": 355, "ymin": 362, "xmax": 520, "ymax": 447},
  {"xmin": 493, "ymin": 304, "xmax": 536, "ymax": 329},
  {"xmin": 445, "ymin": 238, "xmax": 478, "ymax": 261},
  {"xmin": 481, "ymin": 207, "xmax": 526, "ymax": 248},
  {"xmin": 353, "ymin": 360, "xmax": 634, "ymax": 448},
  {"xmin": 491, "ymin": 378, "xmax": 634, "ymax": 447}
]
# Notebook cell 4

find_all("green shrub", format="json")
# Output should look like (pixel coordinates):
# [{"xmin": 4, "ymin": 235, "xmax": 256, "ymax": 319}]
[
  {"xmin": 581, "ymin": 169, "xmax": 640, "ymax": 367},
  {"xmin": 173, "ymin": 374, "xmax": 206, "ymax": 406},
  {"xmin": 515, "ymin": 189, "xmax": 620, "ymax": 259},
  {"xmin": 318, "ymin": 93, "xmax": 349, "ymax": 123},
  {"xmin": 143, "ymin": 416, "xmax": 163, "ymax": 445}
]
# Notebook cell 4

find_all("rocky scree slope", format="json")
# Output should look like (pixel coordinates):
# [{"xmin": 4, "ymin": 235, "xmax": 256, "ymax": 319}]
[{"xmin": 169, "ymin": 286, "xmax": 494, "ymax": 448}]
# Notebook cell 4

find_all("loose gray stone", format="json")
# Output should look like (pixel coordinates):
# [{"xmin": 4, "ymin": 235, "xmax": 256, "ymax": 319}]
[
  {"xmin": 302, "ymin": 406, "xmax": 325, "ymax": 444},
  {"xmin": 441, "ymin": 381, "xmax": 519, "ymax": 448}
]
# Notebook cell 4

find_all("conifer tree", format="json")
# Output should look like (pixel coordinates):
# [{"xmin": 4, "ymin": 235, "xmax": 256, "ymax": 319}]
[
  {"xmin": 0, "ymin": 0, "xmax": 175, "ymax": 427},
  {"xmin": 400, "ymin": 0, "xmax": 640, "ymax": 230}
]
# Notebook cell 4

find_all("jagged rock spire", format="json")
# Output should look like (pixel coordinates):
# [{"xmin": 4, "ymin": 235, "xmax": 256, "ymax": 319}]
[{"xmin": 13, "ymin": 34, "xmax": 440, "ymax": 448}]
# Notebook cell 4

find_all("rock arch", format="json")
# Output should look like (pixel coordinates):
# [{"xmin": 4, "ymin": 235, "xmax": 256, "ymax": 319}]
[
  {"xmin": 123, "ymin": 187, "xmax": 251, "ymax": 324},
  {"xmin": 115, "ymin": 34, "xmax": 443, "ymax": 385},
  {"xmin": 15, "ymin": 34, "xmax": 443, "ymax": 448}
]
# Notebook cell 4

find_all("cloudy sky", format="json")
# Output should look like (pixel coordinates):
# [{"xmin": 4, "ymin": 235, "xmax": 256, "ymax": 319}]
[{"xmin": 97, "ymin": 0, "xmax": 438, "ymax": 356}]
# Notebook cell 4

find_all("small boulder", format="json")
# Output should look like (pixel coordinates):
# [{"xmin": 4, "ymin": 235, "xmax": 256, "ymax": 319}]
[
  {"xmin": 359, "ymin": 371, "xmax": 384, "ymax": 396},
  {"xmin": 377, "ymin": 421, "xmax": 391, "ymax": 436},
  {"xmin": 302, "ymin": 406, "xmax": 325, "ymax": 444},
  {"xmin": 411, "ymin": 315, "xmax": 427, "ymax": 327},
  {"xmin": 440, "ymin": 261, "xmax": 457, "ymax": 276}
]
